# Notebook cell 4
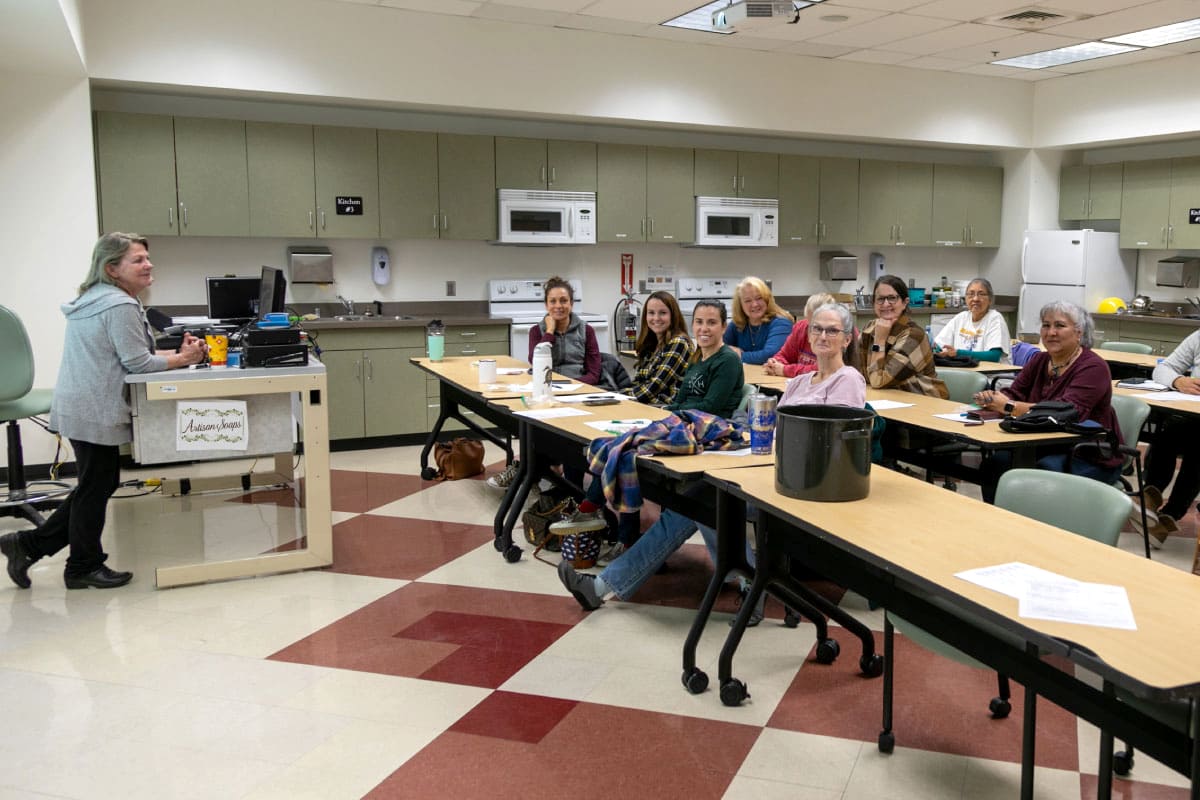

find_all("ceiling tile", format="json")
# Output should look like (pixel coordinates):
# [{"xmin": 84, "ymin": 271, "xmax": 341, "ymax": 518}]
[
  {"xmin": 809, "ymin": 12, "xmax": 959, "ymax": 48},
  {"xmin": 1046, "ymin": 0, "xmax": 1200, "ymax": 40},
  {"xmin": 885, "ymin": 22, "xmax": 1023, "ymax": 56},
  {"xmin": 472, "ymin": 3, "xmax": 572, "ymax": 24},
  {"xmin": 776, "ymin": 40, "xmax": 862, "ymax": 57},
  {"xmin": 736, "ymin": 5, "xmax": 888, "ymax": 41},
  {"xmin": 482, "ymin": 0, "xmax": 593, "ymax": 10},
  {"xmin": 555, "ymin": 13, "xmax": 653, "ymax": 34},
  {"xmin": 835, "ymin": 48, "xmax": 914, "ymax": 63},
  {"xmin": 958, "ymin": 62, "xmax": 1069, "ymax": 80},
  {"xmin": 820, "ymin": 0, "xmax": 929, "ymax": 10},
  {"xmin": 578, "ymin": 0, "xmax": 700, "ymax": 24},
  {"xmin": 899, "ymin": 54, "xmax": 976, "ymax": 70},
  {"xmin": 937, "ymin": 30, "xmax": 1086, "ymax": 62},
  {"xmin": 904, "ymin": 0, "xmax": 1038, "ymax": 23},
  {"xmin": 378, "ymin": 0, "xmax": 482, "ymax": 13}
]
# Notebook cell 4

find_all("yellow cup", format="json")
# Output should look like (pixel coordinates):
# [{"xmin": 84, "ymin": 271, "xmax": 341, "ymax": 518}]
[{"xmin": 205, "ymin": 333, "xmax": 228, "ymax": 366}]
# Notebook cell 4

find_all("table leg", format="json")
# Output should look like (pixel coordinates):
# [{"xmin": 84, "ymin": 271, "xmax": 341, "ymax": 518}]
[{"xmin": 1021, "ymin": 642, "xmax": 1038, "ymax": 800}]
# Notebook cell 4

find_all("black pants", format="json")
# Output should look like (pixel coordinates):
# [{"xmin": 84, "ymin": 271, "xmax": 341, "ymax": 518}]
[
  {"xmin": 1146, "ymin": 416, "xmax": 1200, "ymax": 520},
  {"xmin": 20, "ymin": 439, "xmax": 120, "ymax": 577}
]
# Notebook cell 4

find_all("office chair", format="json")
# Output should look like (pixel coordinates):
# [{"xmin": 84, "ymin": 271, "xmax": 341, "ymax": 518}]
[
  {"xmin": 0, "ymin": 305, "xmax": 71, "ymax": 526},
  {"xmin": 1099, "ymin": 341, "xmax": 1154, "ymax": 355},
  {"xmin": 879, "ymin": 469, "xmax": 1131, "ymax": 754},
  {"xmin": 935, "ymin": 367, "xmax": 989, "ymax": 404}
]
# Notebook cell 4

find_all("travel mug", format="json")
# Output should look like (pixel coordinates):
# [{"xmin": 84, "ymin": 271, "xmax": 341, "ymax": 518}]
[{"xmin": 478, "ymin": 358, "xmax": 497, "ymax": 386}]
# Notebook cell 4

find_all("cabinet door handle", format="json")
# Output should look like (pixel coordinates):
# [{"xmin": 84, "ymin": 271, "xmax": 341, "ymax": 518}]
[
  {"xmin": 732, "ymin": 175, "xmax": 738, "ymax": 193},
  {"xmin": 640, "ymin": 218, "xmax": 645, "ymax": 236},
  {"xmin": 309, "ymin": 210, "xmax": 314, "ymax": 230},
  {"xmin": 541, "ymin": 165, "xmax": 547, "ymax": 185},
  {"xmin": 319, "ymin": 209, "xmax": 326, "ymax": 230},
  {"xmin": 968, "ymin": 225, "xmax": 974, "ymax": 244},
  {"xmin": 740, "ymin": 175, "xmax": 745, "ymax": 191},
  {"xmin": 168, "ymin": 206, "xmax": 174, "ymax": 228},
  {"xmin": 433, "ymin": 214, "xmax": 440, "ymax": 231},
  {"xmin": 821, "ymin": 222, "xmax": 827, "ymax": 239},
  {"xmin": 461, "ymin": 347, "xmax": 477, "ymax": 355},
  {"xmin": 648, "ymin": 218, "xmax": 654, "ymax": 237},
  {"xmin": 180, "ymin": 203, "xmax": 188, "ymax": 227},
  {"xmin": 364, "ymin": 355, "xmax": 373, "ymax": 380},
  {"xmin": 889, "ymin": 224, "xmax": 896, "ymax": 241},
  {"xmin": 1162, "ymin": 226, "xmax": 1167, "ymax": 245},
  {"xmin": 442, "ymin": 214, "xmax": 448, "ymax": 230},
  {"xmin": 1168, "ymin": 225, "xmax": 1174, "ymax": 245},
  {"xmin": 897, "ymin": 224, "xmax": 902, "ymax": 240},
  {"xmin": 460, "ymin": 331, "xmax": 477, "ymax": 337},
  {"xmin": 354, "ymin": 360, "xmax": 361, "ymax": 381},
  {"xmin": 550, "ymin": 167, "xmax": 556, "ymax": 185},
  {"xmin": 813, "ymin": 222, "xmax": 819, "ymax": 238}
]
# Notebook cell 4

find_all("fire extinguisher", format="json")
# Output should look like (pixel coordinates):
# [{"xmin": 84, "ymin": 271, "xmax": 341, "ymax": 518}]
[{"xmin": 613, "ymin": 254, "xmax": 641, "ymax": 352}]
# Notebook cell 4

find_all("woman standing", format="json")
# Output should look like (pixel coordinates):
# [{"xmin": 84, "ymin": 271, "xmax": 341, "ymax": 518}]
[
  {"xmin": 933, "ymin": 278, "xmax": 1011, "ymax": 363},
  {"xmin": 628, "ymin": 291, "xmax": 694, "ymax": 406},
  {"xmin": 763, "ymin": 292, "xmax": 836, "ymax": 378},
  {"xmin": 723, "ymin": 276, "xmax": 794, "ymax": 365},
  {"xmin": 528, "ymin": 275, "xmax": 601, "ymax": 387},
  {"xmin": 859, "ymin": 274, "xmax": 948, "ymax": 399},
  {"xmin": 1, "ymin": 233, "xmax": 207, "ymax": 590}
]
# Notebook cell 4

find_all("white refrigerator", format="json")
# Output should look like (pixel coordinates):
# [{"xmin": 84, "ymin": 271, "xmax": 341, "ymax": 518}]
[{"xmin": 1018, "ymin": 230, "xmax": 1135, "ymax": 335}]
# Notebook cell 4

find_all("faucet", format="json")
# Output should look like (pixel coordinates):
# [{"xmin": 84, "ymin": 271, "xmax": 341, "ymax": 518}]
[{"xmin": 336, "ymin": 295, "xmax": 354, "ymax": 315}]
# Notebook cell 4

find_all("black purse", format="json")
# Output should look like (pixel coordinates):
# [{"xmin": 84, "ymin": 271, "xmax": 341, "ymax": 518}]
[{"xmin": 999, "ymin": 401, "xmax": 1079, "ymax": 433}]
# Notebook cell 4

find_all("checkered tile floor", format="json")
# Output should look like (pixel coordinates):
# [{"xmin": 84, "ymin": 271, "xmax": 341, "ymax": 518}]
[{"xmin": 0, "ymin": 443, "xmax": 1195, "ymax": 799}]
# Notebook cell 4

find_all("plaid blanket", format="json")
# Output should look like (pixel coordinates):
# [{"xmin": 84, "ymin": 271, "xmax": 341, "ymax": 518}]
[{"xmin": 585, "ymin": 410, "xmax": 748, "ymax": 513}]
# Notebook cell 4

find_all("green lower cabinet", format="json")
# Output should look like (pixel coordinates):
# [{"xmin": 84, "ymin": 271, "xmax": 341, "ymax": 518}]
[
  {"xmin": 321, "ymin": 349, "xmax": 367, "ymax": 440},
  {"xmin": 363, "ymin": 347, "xmax": 426, "ymax": 437}
]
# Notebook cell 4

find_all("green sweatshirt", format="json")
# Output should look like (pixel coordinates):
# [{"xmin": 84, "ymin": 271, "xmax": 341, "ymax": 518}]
[{"xmin": 667, "ymin": 345, "xmax": 745, "ymax": 419}]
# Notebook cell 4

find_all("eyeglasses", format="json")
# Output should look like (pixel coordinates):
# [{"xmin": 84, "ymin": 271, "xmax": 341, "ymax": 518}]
[
  {"xmin": 965, "ymin": 291, "xmax": 989, "ymax": 299},
  {"xmin": 810, "ymin": 325, "xmax": 845, "ymax": 337},
  {"xmin": 874, "ymin": 295, "xmax": 902, "ymax": 305}
]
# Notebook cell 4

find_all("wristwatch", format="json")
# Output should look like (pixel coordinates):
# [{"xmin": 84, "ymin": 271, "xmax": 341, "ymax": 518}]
[
  {"xmin": 870, "ymin": 344, "xmax": 883, "ymax": 352},
  {"xmin": 1003, "ymin": 401, "xmax": 1015, "ymax": 414}
]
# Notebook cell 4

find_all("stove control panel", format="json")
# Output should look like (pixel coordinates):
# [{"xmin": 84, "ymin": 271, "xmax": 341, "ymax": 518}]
[
  {"xmin": 489, "ymin": 278, "xmax": 583, "ymax": 304},
  {"xmin": 677, "ymin": 277, "xmax": 742, "ymax": 299}
]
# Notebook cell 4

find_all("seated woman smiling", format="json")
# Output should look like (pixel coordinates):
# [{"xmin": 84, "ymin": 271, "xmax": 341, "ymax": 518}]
[{"xmin": 859, "ymin": 274, "xmax": 947, "ymax": 399}]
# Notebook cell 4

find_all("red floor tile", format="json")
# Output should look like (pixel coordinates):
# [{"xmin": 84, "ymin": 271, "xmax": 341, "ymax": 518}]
[
  {"xmin": 767, "ymin": 626, "xmax": 1079, "ymax": 770},
  {"xmin": 270, "ymin": 582, "xmax": 583, "ymax": 684},
  {"xmin": 325, "ymin": 470, "xmax": 435, "ymax": 513},
  {"xmin": 1079, "ymin": 774, "xmax": 1192, "ymax": 799},
  {"xmin": 367, "ymin": 702, "xmax": 760, "ymax": 800},
  {"xmin": 329, "ymin": 514, "xmax": 493, "ymax": 579},
  {"xmin": 449, "ymin": 691, "xmax": 577, "ymax": 744}
]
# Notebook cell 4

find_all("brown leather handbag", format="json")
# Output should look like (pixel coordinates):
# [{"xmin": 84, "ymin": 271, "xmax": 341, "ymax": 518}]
[{"xmin": 431, "ymin": 438, "xmax": 485, "ymax": 480}]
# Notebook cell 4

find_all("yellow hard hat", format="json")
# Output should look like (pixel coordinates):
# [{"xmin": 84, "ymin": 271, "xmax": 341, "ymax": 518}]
[{"xmin": 1098, "ymin": 297, "xmax": 1127, "ymax": 314}]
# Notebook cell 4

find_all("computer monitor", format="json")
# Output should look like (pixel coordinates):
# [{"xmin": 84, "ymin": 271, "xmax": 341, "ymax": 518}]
[
  {"xmin": 258, "ymin": 266, "xmax": 287, "ymax": 318},
  {"xmin": 206, "ymin": 276, "xmax": 261, "ymax": 322}
]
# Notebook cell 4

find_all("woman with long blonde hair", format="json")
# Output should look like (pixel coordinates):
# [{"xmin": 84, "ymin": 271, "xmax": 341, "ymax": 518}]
[{"xmin": 723, "ymin": 276, "xmax": 793, "ymax": 364}]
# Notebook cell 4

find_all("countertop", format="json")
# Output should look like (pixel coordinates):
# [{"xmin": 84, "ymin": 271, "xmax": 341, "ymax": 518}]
[
  {"xmin": 851, "ymin": 303, "xmax": 1017, "ymax": 317},
  {"xmin": 302, "ymin": 314, "xmax": 509, "ymax": 330},
  {"xmin": 1093, "ymin": 312, "xmax": 1200, "ymax": 330}
]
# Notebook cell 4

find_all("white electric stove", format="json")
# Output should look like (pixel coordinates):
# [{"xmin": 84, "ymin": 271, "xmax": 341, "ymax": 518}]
[
  {"xmin": 675, "ymin": 277, "xmax": 743, "ymax": 318},
  {"xmin": 487, "ymin": 278, "xmax": 611, "ymax": 360}
]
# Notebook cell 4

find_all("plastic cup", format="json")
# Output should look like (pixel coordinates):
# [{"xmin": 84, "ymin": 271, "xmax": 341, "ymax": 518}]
[
  {"xmin": 205, "ymin": 332, "xmax": 228, "ymax": 366},
  {"xmin": 478, "ymin": 358, "xmax": 497, "ymax": 385},
  {"xmin": 427, "ymin": 334, "xmax": 445, "ymax": 362}
]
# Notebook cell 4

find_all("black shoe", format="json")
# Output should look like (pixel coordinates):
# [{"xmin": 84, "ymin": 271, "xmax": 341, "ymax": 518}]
[
  {"xmin": 64, "ymin": 566, "xmax": 133, "ymax": 590},
  {"xmin": 731, "ymin": 584, "xmax": 765, "ymax": 628},
  {"xmin": 0, "ymin": 533, "xmax": 37, "ymax": 589},
  {"xmin": 557, "ymin": 560, "xmax": 603, "ymax": 611}
]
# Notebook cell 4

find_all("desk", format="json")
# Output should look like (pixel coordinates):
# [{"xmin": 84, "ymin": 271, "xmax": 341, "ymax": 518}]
[
  {"xmin": 742, "ymin": 363, "xmax": 790, "ymax": 390},
  {"xmin": 702, "ymin": 464, "xmax": 1200, "ymax": 796},
  {"xmin": 126, "ymin": 363, "xmax": 331, "ymax": 588},
  {"xmin": 1114, "ymin": 383, "xmax": 1200, "ymax": 417}
]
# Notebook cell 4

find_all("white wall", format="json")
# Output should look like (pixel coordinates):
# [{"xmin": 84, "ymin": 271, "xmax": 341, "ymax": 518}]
[{"xmin": 0, "ymin": 69, "xmax": 98, "ymax": 468}]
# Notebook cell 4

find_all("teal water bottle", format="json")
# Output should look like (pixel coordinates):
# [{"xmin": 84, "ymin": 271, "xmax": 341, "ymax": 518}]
[{"xmin": 427, "ymin": 319, "xmax": 445, "ymax": 362}]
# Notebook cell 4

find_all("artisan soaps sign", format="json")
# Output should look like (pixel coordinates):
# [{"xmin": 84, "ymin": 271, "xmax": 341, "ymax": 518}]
[{"xmin": 176, "ymin": 400, "xmax": 249, "ymax": 451}]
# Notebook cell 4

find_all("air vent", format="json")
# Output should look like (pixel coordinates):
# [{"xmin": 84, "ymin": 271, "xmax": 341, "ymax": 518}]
[{"xmin": 977, "ymin": 6, "xmax": 1087, "ymax": 30}]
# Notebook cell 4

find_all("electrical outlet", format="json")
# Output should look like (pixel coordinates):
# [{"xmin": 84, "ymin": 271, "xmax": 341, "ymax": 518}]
[{"xmin": 446, "ymin": 280, "xmax": 456, "ymax": 297}]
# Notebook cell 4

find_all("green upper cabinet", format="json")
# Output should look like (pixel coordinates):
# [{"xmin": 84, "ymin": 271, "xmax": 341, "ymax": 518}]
[
  {"xmin": 495, "ymin": 137, "xmax": 596, "ymax": 191},
  {"xmin": 817, "ymin": 157, "xmax": 860, "ymax": 245},
  {"xmin": 778, "ymin": 155, "xmax": 820, "ymax": 246},
  {"xmin": 597, "ymin": 143, "xmax": 647, "ymax": 243},
  {"xmin": 1168, "ymin": 157, "xmax": 1200, "ymax": 250},
  {"xmin": 1059, "ymin": 163, "xmax": 1122, "ymax": 220},
  {"xmin": 930, "ymin": 164, "xmax": 1002, "ymax": 247},
  {"xmin": 173, "ymin": 117, "xmax": 249, "ymax": 237},
  {"xmin": 95, "ymin": 112, "xmax": 179, "ymax": 236},
  {"xmin": 694, "ymin": 149, "xmax": 778, "ymax": 198},
  {"xmin": 1120, "ymin": 159, "xmax": 1172, "ymax": 249},
  {"xmin": 437, "ymin": 133, "xmax": 496, "ymax": 241},
  {"xmin": 646, "ymin": 146, "xmax": 694, "ymax": 243},
  {"xmin": 378, "ymin": 130, "xmax": 440, "ymax": 239},
  {"xmin": 314, "ymin": 126, "xmax": 379, "ymax": 238},
  {"xmin": 858, "ymin": 160, "xmax": 932, "ymax": 246},
  {"xmin": 247, "ymin": 122, "xmax": 316, "ymax": 237}
]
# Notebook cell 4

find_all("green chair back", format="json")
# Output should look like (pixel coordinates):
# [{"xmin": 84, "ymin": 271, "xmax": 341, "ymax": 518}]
[
  {"xmin": 1109, "ymin": 394, "xmax": 1150, "ymax": 465},
  {"xmin": 0, "ymin": 305, "xmax": 35, "ymax": 401},
  {"xmin": 736, "ymin": 382, "xmax": 757, "ymax": 416},
  {"xmin": 1100, "ymin": 341, "xmax": 1154, "ymax": 355},
  {"xmin": 935, "ymin": 367, "xmax": 988, "ymax": 404},
  {"xmin": 995, "ymin": 469, "xmax": 1132, "ymax": 546}
]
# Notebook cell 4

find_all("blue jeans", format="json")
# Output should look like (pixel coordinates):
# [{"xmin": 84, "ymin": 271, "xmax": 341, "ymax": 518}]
[{"xmin": 599, "ymin": 508, "xmax": 717, "ymax": 599}]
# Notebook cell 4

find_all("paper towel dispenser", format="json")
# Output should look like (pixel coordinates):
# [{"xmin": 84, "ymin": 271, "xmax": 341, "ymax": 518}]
[
  {"xmin": 1157, "ymin": 256, "xmax": 1200, "ymax": 288},
  {"xmin": 287, "ymin": 246, "xmax": 334, "ymax": 284},
  {"xmin": 820, "ymin": 251, "xmax": 857, "ymax": 281}
]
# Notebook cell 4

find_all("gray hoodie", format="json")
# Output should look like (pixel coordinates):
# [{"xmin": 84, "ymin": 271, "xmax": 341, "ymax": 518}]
[{"xmin": 50, "ymin": 284, "xmax": 169, "ymax": 445}]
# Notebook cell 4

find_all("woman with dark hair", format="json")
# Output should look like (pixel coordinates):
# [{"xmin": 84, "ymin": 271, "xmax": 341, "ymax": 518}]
[
  {"xmin": 668, "ymin": 300, "xmax": 745, "ymax": 417},
  {"xmin": 528, "ymin": 275, "xmax": 601, "ymax": 386},
  {"xmin": 933, "ymin": 277, "xmax": 1011, "ymax": 363},
  {"xmin": 628, "ymin": 290, "xmax": 694, "ymax": 406},
  {"xmin": 1, "ymin": 233, "xmax": 207, "ymax": 590},
  {"xmin": 859, "ymin": 274, "xmax": 947, "ymax": 399},
  {"xmin": 724, "ymin": 276, "xmax": 794, "ymax": 364}
]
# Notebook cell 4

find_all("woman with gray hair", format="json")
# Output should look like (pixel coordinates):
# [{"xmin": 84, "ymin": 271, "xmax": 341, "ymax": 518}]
[
  {"xmin": 932, "ymin": 278, "xmax": 1011, "ymax": 363},
  {"xmin": 972, "ymin": 300, "xmax": 1122, "ymax": 502},
  {"xmin": 0, "ymin": 233, "xmax": 207, "ymax": 590}
]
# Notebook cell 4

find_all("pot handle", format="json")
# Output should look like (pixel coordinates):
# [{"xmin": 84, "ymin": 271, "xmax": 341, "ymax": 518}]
[{"xmin": 840, "ymin": 429, "xmax": 872, "ymax": 440}]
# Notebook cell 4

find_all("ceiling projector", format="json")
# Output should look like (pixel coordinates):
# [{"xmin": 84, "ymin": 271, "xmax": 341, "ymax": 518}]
[{"xmin": 712, "ymin": 1, "xmax": 800, "ymax": 30}]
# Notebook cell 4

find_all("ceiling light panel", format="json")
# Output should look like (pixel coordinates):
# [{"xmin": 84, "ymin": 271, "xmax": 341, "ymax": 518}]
[
  {"xmin": 661, "ymin": 0, "xmax": 736, "ymax": 32},
  {"xmin": 1105, "ymin": 17, "xmax": 1200, "ymax": 47},
  {"xmin": 992, "ymin": 40, "xmax": 1139, "ymax": 68}
]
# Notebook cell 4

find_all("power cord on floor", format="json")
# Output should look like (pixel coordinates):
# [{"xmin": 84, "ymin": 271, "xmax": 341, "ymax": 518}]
[{"xmin": 112, "ymin": 478, "xmax": 163, "ymax": 499}]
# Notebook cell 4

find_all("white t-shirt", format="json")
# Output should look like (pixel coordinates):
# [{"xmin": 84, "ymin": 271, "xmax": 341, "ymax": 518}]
[{"xmin": 934, "ymin": 308, "xmax": 1011, "ymax": 364}]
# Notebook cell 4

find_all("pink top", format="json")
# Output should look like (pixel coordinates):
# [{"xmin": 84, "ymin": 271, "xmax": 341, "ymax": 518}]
[{"xmin": 779, "ymin": 365, "xmax": 866, "ymax": 408}]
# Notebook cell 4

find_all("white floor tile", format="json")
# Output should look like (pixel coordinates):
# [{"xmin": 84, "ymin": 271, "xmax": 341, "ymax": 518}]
[
  {"xmin": 739, "ymin": 729, "xmax": 863, "ymax": 791},
  {"xmin": 723, "ymin": 774, "xmax": 844, "ymax": 800},
  {"xmin": 281, "ymin": 669, "xmax": 489, "ymax": 728},
  {"xmin": 961, "ymin": 757, "xmax": 1083, "ymax": 799},
  {"xmin": 843, "ymin": 745, "xmax": 969, "ymax": 800}
]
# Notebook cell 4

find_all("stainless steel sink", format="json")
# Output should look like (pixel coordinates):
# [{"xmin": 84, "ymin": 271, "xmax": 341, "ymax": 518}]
[{"xmin": 333, "ymin": 314, "xmax": 415, "ymax": 322}]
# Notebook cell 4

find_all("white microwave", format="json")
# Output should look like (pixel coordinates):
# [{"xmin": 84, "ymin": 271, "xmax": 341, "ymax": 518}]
[
  {"xmin": 694, "ymin": 196, "xmax": 778, "ymax": 247},
  {"xmin": 498, "ymin": 189, "xmax": 596, "ymax": 245}
]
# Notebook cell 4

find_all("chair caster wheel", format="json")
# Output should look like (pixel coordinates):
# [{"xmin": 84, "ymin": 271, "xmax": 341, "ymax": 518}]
[
  {"xmin": 815, "ymin": 638, "xmax": 840, "ymax": 664},
  {"xmin": 1113, "ymin": 750, "xmax": 1134, "ymax": 776},
  {"xmin": 860, "ymin": 654, "xmax": 884, "ymax": 677},
  {"xmin": 989, "ymin": 696, "xmax": 1011, "ymax": 719},
  {"xmin": 492, "ymin": 537, "xmax": 506, "ymax": 552},
  {"xmin": 421, "ymin": 467, "xmax": 438, "ymax": 480},
  {"xmin": 943, "ymin": 480, "xmax": 958, "ymax": 492},
  {"xmin": 503, "ymin": 544, "xmax": 522, "ymax": 563},
  {"xmin": 783, "ymin": 607, "xmax": 801, "ymax": 628},
  {"xmin": 720, "ymin": 678, "xmax": 749, "ymax": 707},
  {"xmin": 878, "ymin": 731, "xmax": 895, "ymax": 753},
  {"xmin": 681, "ymin": 668, "xmax": 709, "ymax": 694}
]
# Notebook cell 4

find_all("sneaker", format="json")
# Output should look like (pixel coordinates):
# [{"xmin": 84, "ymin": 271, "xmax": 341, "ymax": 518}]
[
  {"xmin": 549, "ymin": 509, "xmax": 607, "ymax": 537},
  {"xmin": 486, "ymin": 460, "xmax": 520, "ymax": 491},
  {"xmin": 557, "ymin": 561, "xmax": 603, "ymax": 611},
  {"xmin": 596, "ymin": 541, "xmax": 626, "ymax": 565},
  {"xmin": 1148, "ymin": 513, "xmax": 1179, "ymax": 550},
  {"xmin": 730, "ymin": 584, "xmax": 765, "ymax": 628}
]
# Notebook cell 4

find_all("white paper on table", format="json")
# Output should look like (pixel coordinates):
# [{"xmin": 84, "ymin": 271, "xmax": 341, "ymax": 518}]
[
  {"xmin": 932, "ymin": 412, "xmax": 1002, "ymax": 423},
  {"xmin": 1117, "ymin": 380, "xmax": 1168, "ymax": 391},
  {"xmin": 497, "ymin": 367, "xmax": 527, "ymax": 375},
  {"xmin": 867, "ymin": 399, "xmax": 914, "ymax": 410},
  {"xmin": 1019, "ymin": 580, "xmax": 1137, "ymax": 630},
  {"xmin": 503, "ymin": 381, "xmax": 583, "ymax": 394},
  {"xmin": 955, "ymin": 562, "xmax": 1080, "ymax": 600},
  {"xmin": 513, "ymin": 406, "xmax": 591, "ymax": 420},
  {"xmin": 584, "ymin": 418, "xmax": 653, "ymax": 435},
  {"xmin": 704, "ymin": 448, "xmax": 756, "ymax": 456},
  {"xmin": 558, "ymin": 392, "xmax": 633, "ymax": 403},
  {"xmin": 1151, "ymin": 391, "xmax": 1200, "ymax": 402}
]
